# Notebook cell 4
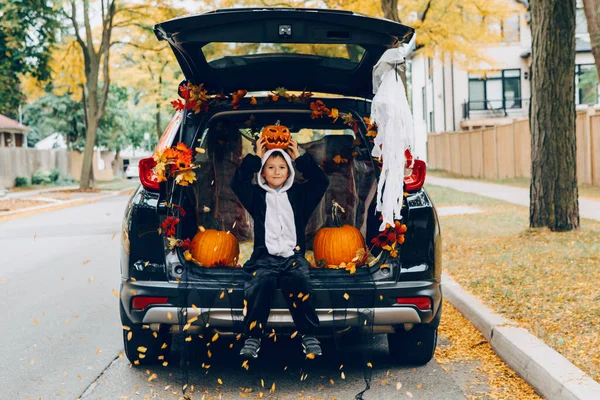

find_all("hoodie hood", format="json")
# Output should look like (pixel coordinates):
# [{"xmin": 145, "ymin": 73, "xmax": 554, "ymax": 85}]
[{"xmin": 257, "ymin": 149, "xmax": 295, "ymax": 193}]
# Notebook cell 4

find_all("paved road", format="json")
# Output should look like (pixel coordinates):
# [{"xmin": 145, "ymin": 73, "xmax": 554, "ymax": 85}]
[{"xmin": 0, "ymin": 194, "xmax": 486, "ymax": 400}]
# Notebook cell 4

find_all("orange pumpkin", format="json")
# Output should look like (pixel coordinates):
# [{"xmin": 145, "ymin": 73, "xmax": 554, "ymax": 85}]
[
  {"xmin": 261, "ymin": 122, "xmax": 291, "ymax": 149},
  {"xmin": 190, "ymin": 229, "xmax": 239, "ymax": 267},
  {"xmin": 313, "ymin": 201, "xmax": 366, "ymax": 267}
]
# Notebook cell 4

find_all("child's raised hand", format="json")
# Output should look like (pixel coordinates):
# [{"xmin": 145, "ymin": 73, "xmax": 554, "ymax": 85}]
[
  {"xmin": 255, "ymin": 137, "xmax": 266, "ymax": 158},
  {"xmin": 287, "ymin": 139, "xmax": 300, "ymax": 160}
]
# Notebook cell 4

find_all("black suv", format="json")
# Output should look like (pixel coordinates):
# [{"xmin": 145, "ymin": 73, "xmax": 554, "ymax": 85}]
[{"xmin": 119, "ymin": 8, "xmax": 441, "ymax": 366}]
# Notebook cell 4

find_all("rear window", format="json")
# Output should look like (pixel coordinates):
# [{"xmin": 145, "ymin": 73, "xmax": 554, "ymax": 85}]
[{"xmin": 202, "ymin": 42, "xmax": 366, "ymax": 66}]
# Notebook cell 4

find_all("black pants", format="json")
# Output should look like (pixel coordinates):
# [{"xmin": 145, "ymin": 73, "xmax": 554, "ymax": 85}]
[{"xmin": 243, "ymin": 252, "xmax": 320, "ymax": 338}]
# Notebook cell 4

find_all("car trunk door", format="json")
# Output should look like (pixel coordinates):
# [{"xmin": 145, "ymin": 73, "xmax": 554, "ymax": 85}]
[{"xmin": 154, "ymin": 8, "xmax": 414, "ymax": 99}]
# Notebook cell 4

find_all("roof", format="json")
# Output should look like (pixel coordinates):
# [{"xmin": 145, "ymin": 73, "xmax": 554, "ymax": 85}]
[{"xmin": 0, "ymin": 114, "xmax": 29, "ymax": 133}]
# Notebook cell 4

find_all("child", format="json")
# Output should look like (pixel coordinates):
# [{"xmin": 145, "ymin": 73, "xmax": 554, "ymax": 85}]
[{"xmin": 230, "ymin": 136, "xmax": 329, "ymax": 359}]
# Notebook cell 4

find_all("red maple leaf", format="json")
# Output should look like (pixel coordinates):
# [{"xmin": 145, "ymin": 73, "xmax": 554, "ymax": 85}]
[
  {"xmin": 179, "ymin": 238, "xmax": 193, "ymax": 251},
  {"xmin": 161, "ymin": 217, "xmax": 180, "ymax": 237}
]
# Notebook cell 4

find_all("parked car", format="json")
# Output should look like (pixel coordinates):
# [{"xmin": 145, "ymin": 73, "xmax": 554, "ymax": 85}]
[
  {"xmin": 124, "ymin": 161, "xmax": 139, "ymax": 179},
  {"xmin": 119, "ymin": 8, "xmax": 441, "ymax": 366}
]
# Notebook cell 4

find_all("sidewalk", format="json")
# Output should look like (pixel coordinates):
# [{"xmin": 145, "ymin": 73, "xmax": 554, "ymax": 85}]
[
  {"xmin": 0, "ymin": 184, "xmax": 136, "ymax": 222},
  {"xmin": 426, "ymin": 176, "xmax": 600, "ymax": 222}
]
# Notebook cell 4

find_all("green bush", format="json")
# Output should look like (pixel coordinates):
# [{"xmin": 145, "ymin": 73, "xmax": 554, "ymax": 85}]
[
  {"xmin": 31, "ymin": 169, "xmax": 53, "ymax": 185},
  {"xmin": 49, "ymin": 168, "xmax": 61, "ymax": 183},
  {"xmin": 14, "ymin": 176, "xmax": 30, "ymax": 187}
]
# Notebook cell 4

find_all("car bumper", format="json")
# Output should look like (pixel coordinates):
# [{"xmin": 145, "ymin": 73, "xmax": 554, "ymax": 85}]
[{"xmin": 120, "ymin": 279, "xmax": 442, "ymax": 334}]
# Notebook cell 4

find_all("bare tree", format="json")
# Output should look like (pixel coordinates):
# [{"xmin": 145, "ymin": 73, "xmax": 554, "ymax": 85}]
[
  {"xmin": 64, "ymin": 0, "xmax": 116, "ymax": 189},
  {"xmin": 530, "ymin": 0, "xmax": 579, "ymax": 231},
  {"xmin": 582, "ymin": 0, "xmax": 600, "ymax": 81}
]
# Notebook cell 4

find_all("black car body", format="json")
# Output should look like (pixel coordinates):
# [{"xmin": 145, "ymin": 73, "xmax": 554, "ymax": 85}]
[{"xmin": 120, "ymin": 8, "xmax": 442, "ymax": 365}]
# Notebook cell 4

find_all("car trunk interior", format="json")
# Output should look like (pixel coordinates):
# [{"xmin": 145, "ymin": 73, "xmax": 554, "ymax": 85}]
[{"xmin": 176, "ymin": 109, "xmax": 392, "ymax": 277}]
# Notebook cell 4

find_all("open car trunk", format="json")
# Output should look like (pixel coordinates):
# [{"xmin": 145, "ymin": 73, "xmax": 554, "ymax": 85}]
[
  {"xmin": 154, "ymin": 8, "xmax": 414, "ymax": 99},
  {"xmin": 175, "ymin": 108, "xmax": 397, "ymax": 281}
]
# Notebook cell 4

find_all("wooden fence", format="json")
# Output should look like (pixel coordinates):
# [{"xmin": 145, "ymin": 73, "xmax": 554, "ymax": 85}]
[{"xmin": 427, "ymin": 108, "xmax": 600, "ymax": 186}]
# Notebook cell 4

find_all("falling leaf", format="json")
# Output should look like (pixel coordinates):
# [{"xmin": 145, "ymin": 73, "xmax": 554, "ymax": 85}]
[
  {"xmin": 242, "ymin": 360, "xmax": 249, "ymax": 370},
  {"xmin": 137, "ymin": 346, "xmax": 147, "ymax": 353},
  {"xmin": 207, "ymin": 349, "xmax": 212, "ymax": 358},
  {"xmin": 270, "ymin": 382, "xmax": 276, "ymax": 393},
  {"xmin": 33, "ymin": 319, "xmax": 40, "ymax": 325},
  {"xmin": 185, "ymin": 336, "xmax": 192, "ymax": 342},
  {"xmin": 127, "ymin": 332, "xmax": 133, "ymax": 341},
  {"xmin": 249, "ymin": 321, "xmax": 257, "ymax": 331},
  {"xmin": 290, "ymin": 331, "xmax": 298, "ymax": 339},
  {"xmin": 162, "ymin": 361, "xmax": 168, "ymax": 367},
  {"xmin": 417, "ymin": 384, "xmax": 423, "ymax": 389},
  {"xmin": 330, "ymin": 379, "xmax": 334, "ymax": 385},
  {"xmin": 343, "ymin": 293, "xmax": 350, "ymax": 300},
  {"xmin": 367, "ymin": 362, "xmax": 373, "ymax": 368},
  {"xmin": 111, "ymin": 232, "xmax": 116, "ymax": 240},
  {"xmin": 148, "ymin": 373, "xmax": 157, "ymax": 382},
  {"xmin": 77, "ymin": 374, "xmax": 82, "ymax": 379},
  {"xmin": 82, "ymin": 260, "xmax": 90, "ymax": 265},
  {"xmin": 261, "ymin": 379, "xmax": 265, "ymax": 388},
  {"xmin": 217, "ymin": 378, "xmax": 223, "ymax": 385},
  {"xmin": 111, "ymin": 289, "xmax": 119, "ymax": 298},
  {"xmin": 219, "ymin": 291, "xmax": 225, "ymax": 299},
  {"xmin": 302, "ymin": 294, "xmax": 310, "ymax": 302},
  {"xmin": 341, "ymin": 372, "xmax": 346, "ymax": 380},
  {"xmin": 297, "ymin": 292, "xmax": 304, "ymax": 298},
  {"xmin": 167, "ymin": 312, "xmax": 172, "ymax": 320},
  {"xmin": 30, "ymin": 359, "xmax": 34, "ymax": 365},
  {"xmin": 96, "ymin": 349, "xmax": 102, "ymax": 355},
  {"xmin": 212, "ymin": 333, "xmax": 219, "ymax": 342},
  {"xmin": 380, "ymin": 295, "xmax": 384, "ymax": 301},
  {"xmin": 396, "ymin": 382, "xmax": 402, "ymax": 390}
]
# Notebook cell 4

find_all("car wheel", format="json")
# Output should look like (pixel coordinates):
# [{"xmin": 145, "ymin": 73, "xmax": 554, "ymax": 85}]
[
  {"xmin": 120, "ymin": 302, "xmax": 172, "ymax": 365},
  {"xmin": 387, "ymin": 324, "xmax": 438, "ymax": 365}
]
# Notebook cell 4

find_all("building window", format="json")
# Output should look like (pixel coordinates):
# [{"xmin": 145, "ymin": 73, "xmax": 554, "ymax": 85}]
[
  {"xmin": 502, "ymin": 14, "xmax": 520, "ymax": 43},
  {"xmin": 576, "ymin": 64, "xmax": 599, "ymax": 105},
  {"xmin": 468, "ymin": 69, "xmax": 522, "ymax": 111},
  {"xmin": 576, "ymin": 8, "xmax": 588, "ymax": 36},
  {"xmin": 429, "ymin": 111, "xmax": 434, "ymax": 132}
]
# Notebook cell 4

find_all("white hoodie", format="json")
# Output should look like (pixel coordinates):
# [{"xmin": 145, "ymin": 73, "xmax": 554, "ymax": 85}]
[{"xmin": 256, "ymin": 149, "xmax": 297, "ymax": 258}]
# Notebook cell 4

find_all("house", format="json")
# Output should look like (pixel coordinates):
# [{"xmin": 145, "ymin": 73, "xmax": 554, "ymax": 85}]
[
  {"xmin": 409, "ymin": 0, "xmax": 598, "ymax": 161},
  {"xmin": 0, "ymin": 113, "xmax": 29, "ymax": 147}
]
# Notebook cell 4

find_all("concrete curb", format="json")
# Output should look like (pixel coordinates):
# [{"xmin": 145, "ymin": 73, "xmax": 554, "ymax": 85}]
[
  {"xmin": 0, "ymin": 188, "xmax": 135, "ymax": 222},
  {"xmin": 444, "ymin": 272, "xmax": 600, "ymax": 400}
]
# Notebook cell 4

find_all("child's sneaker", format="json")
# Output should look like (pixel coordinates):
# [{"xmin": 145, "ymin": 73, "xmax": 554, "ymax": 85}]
[
  {"xmin": 240, "ymin": 337, "xmax": 261, "ymax": 359},
  {"xmin": 301, "ymin": 334, "xmax": 322, "ymax": 356}
]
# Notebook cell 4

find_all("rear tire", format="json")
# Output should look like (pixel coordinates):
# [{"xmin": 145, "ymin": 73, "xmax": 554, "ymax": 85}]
[
  {"xmin": 387, "ymin": 324, "xmax": 437, "ymax": 365},
  {"xmin": 120, "ymin": 302, "xmax": 172, "ymax": 365}
]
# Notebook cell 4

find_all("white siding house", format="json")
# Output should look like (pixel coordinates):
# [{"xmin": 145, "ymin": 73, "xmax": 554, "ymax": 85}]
[{"xmin": 409, "ymin": 0, "xmax": 599, "ymax": 161}]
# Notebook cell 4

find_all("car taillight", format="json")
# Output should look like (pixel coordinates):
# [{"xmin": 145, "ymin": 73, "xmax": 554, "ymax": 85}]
[
  {"xmin": 404, "ymin": 159, "xmax": 427, "ymax": 192},
  {"xmin": 131, "ymin": 296, "xmax": 169, "ymax": 310},
  {"xmin": 396, "ymin": 297, "xmax": 431, "ymax": 310},
  {"xmin": 139, "ymin": 112, "xmax": 182, "ymax": 191},
  {"xmin": 139, "ymin": 157, "xmax": 160, "ymax": 191}
]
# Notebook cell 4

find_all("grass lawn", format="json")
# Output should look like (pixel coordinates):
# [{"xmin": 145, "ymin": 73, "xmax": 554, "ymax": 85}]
[
  {"xmin": 426, "ymin": 183, "xmax": 600, "ymax": 382},
  {"xmin": 429, "ymin": 169, "xmax": 600, "ymax": 199}
]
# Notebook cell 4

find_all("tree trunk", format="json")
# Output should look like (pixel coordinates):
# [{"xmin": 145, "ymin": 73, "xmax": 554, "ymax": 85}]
[
  {"xmin": 582, "ymin": 0, "xmax": 600, "ymax": 82},
  {"xmin": 530, "ymin": 0, "xmax": 579, "ymax": 231},
  {"xmin": 380, "ymin": 0, "xmax": 408, "ymax": 94}
]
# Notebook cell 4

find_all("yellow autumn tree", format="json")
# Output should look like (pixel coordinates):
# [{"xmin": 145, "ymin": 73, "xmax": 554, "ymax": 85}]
[{"xmin": 216, "ymin": 0, "xmax": 519, "ymax": 68}]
